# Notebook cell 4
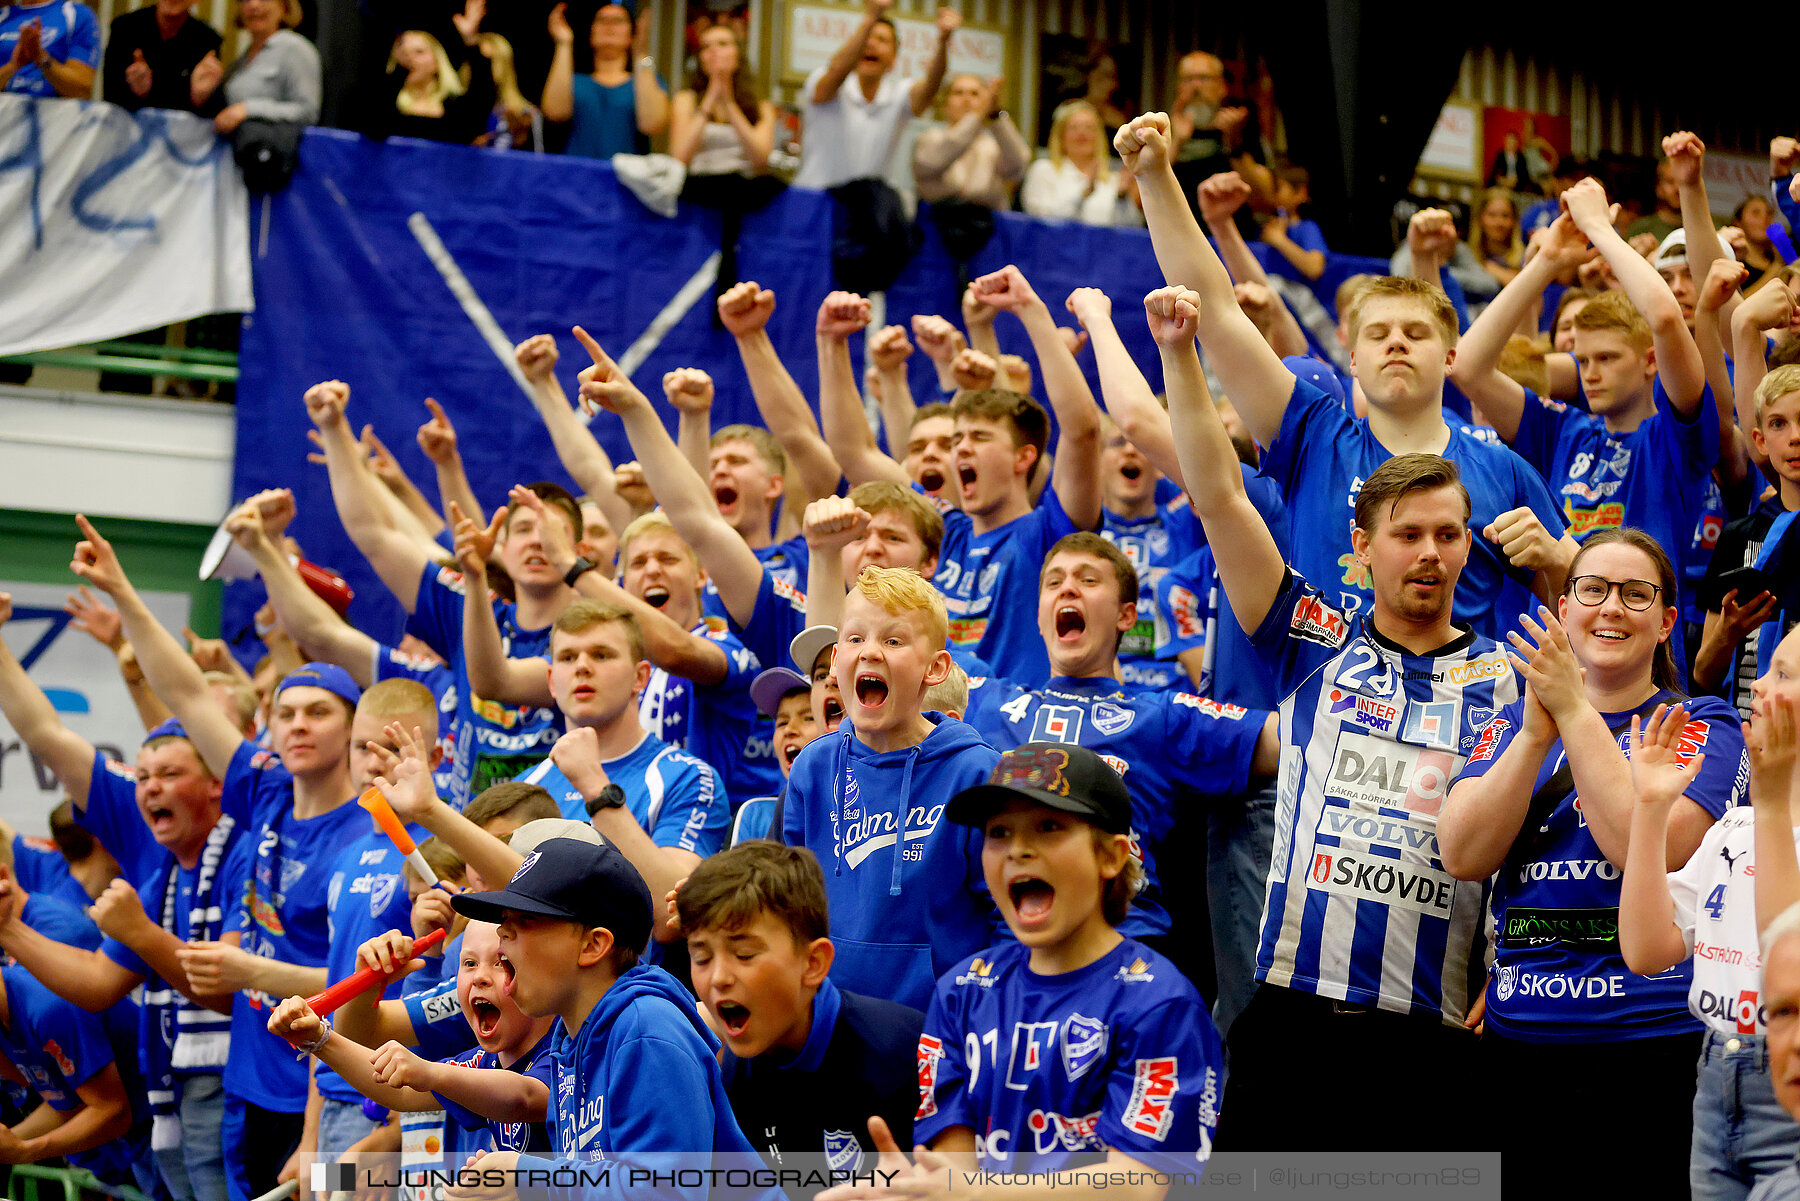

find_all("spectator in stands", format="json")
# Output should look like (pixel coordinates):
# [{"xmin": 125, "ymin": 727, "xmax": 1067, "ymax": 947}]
[
  {"xmin": 1390, "ymin": 205, "xmax": 1502, "ymax": 302},
  {"xmin": 1079, "ymin": 45, "xmax": 1131, "ymax": 143},
  {"xmin": 1551, "ymin": 286, "xmax": 1597, "ymax": 353},
  {"xmin": 189, "ymin": 0, "xmax": 319, "ymax": 137},
  {"xmin": 1629, "ymin": 155, "xmax": 1687, "ymax": 243},
  {"xmin": 102, "ymin": 0, "xmax": 220, "ymax": 114},
  {"xmin": 669, "ymin": 23, "xmax": 781, "ymax": 294},
  {"xmin": 1735, "ymin": 194, "xmax": 1787, "ymax": 291},
  {"xmin": 374, "ymin": 26, "xmax": 496, "ymax": 145},
  {"xmin": 0, "ymin": 0, "xmax": 96, "ymax": 97},
  {"xmin": 1258, "ymin": 160, "xmax": 1327, "ymax": 281},
  {"xmin": 913, "ymin": 74, "xmax": 1027, "ymax": 211},
  {"xmin": 794, "ymin": 0, "xmax": 957, "ymax": 293},
  {"xmin": 541, "ymin": 0, "xmax": 668, "ymax": 160},
  {"xmin": 1169, "ymin": 51, "xmax": 1268, "ymax": 218},
  {"xmin": 1469, "ymin": 187, "xmax": 1524, "ymax": 289},
  {"xmin": 475, "ymin": 34, "xmax": 540, "ymax": 151},
  {"xmin": 912, "ymin": 74, "xmax": 1028, "ymax": 288},
  {"xmin": 1753, "ymin": 901, "xmax": 1800, "ymax": 1197},
  {"xmin": 1020, "ymin": 99, "xmax": 1135, "ymax": 227}
]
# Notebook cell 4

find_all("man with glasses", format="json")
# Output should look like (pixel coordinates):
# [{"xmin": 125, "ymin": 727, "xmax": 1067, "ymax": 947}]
[{"xmin": 1171, "ymin": 51, "xmax": 1270, "ymax": 221}]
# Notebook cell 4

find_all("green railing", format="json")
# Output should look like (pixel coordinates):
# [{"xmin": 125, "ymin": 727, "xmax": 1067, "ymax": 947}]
[{"xmin": 0, "ymin": 340, "xmax": 238, "ymax": 384}]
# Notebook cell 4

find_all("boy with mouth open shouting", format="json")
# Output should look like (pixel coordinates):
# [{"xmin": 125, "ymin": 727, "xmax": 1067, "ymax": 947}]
[
  {"xmin": 821, "ymin": 743, "xmax": 1223, "ymax": 1198},
  {"xmin": 781, "ymin": 568, "xmax": 1002, "ymax": 1012},
  {"xmin": 268, "ymin": 919, "xmax": 557, "ymax": 1157},
  {"xmin": 676, "ymin": 842, "xmax": 924, "ymax": 1195}
]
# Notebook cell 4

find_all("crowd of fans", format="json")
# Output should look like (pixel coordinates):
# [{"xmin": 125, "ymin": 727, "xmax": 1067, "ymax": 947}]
[{"xmin": 10, "ymin": 1, "xmax": 1800, "ymax": 1200}]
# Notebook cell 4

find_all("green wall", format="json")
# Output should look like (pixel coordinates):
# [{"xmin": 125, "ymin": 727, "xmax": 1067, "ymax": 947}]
[{"xmin": 0, "ymin": 508, "xmax": 223, "ymax": 634}]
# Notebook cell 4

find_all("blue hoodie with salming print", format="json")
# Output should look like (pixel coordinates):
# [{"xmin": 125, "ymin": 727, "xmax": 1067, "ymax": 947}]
[
  {"xmin": 780, "ymin": 714, "xmax": 1004, "ymax": 1012},
  {"xmin": 514, "ymin": 962, "xmax": 777, "ymax": 1201}
]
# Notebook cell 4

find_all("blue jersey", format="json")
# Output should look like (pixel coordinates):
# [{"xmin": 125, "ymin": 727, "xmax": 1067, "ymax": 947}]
[
  {"xmin": 1249, "ymin": 570, "xmax": 1521, "ymax": 1024},
  {"xmin": 436, "ymin": 1028, "xmax": 556, "ymax": 1153},
  {"xmin": 374, "ymin": 643, "xmax": 467, "ymax": 808},
  {"xmin": 518, "ymin": 733, "xmax": 728, "ymax": 857},
  {"xmin": 521, "ymin": 964, "xmax": 776, "ymax": 1201},
  {"xmin": 754, "ymin": 536, "xmax": 808, "ymax": 594},
  {"xmin": 1686, "ymin": 475, "xmax": 1728, "ymax": 630},
  {"xmin": 782, "ymin": 717, "xmax": 1003, "ymax": 1011},
  {"xmin": 21, "ymin": 892, "xmax": 99, "ymax": 950},
  {"xmin": 0, "ymin": 1, "xmax": 98, "ymax": 96},
  {"xmin": 217, "ymin": 741, "xmax": 370, "ymax": 1112},
  {"xmin": 317, "ymin": 826, "xmax": 425, "ymax": 1102},
  {"xmin": 78, "ymin": 751, "xmax": 166, "ymax": 886},
  {"xmin": 406, "ymin": 564, "xmax": 561, "ymax": 793},
  {"xmin": 1458, "ymin": 691, "xmax": 1745, "ymax": 1042},
  {"xmin": 724, "ymin": 568, "xmax": 809, "ymax": 678},
  {"xmin": 1512, "ymin": 381, "xmax": 1720, "ymax": 670},
  {"xmin": 638, "ymin": 617, "xmax": 774, "ymax": 805},
  {"xmin": 12, "ymin": 833, "xmax": 89, "ymax": 913},
  {"xmin": 1147, "ymin": 467, "xmax": 1291, "ymax": 708},
  {"xmin": 1755, "ymin": 511, "xmax": 1800, "ymax": 679},
  {"xmin": 936, "ymin": 494, "xmax": 1079, "ymax": 688},
  {"xmin": 1263, "ymin": 374, "xmax": 1568, "ymax": 644},
  {"xmin": 0, "ymin": 965, "xmax": 145, "ymax": 1180},
  {"xmin": 400, "ymin": 936, "xmax": 479, "ymax": 1063},
  {"xmin": 915, "ymin": 940, "xmax": 1221, "ymax": 1175},
  {"xmin": 963, "ymin": 675, "xmax": 1267, "ymax": 940},
  {"xmin": 1102, "ymin": 481, "xmax": 1202, "ymax": 692},
  {"xmin": 100, "ymin": 831, "xmax": 245, "ymax": 1082}
]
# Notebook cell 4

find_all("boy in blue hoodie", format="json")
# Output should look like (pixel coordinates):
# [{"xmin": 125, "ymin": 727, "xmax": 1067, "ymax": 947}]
[
  {"xmin": 780, "ymin": 567, "xmax": 1003, "ymax": 1012},
  {"xmin": 446, "ymin": 838, "xmax": 770, "ymax": 1201}
]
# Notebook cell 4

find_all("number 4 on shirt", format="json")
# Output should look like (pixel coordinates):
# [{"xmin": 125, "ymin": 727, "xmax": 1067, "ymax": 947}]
[{"xmin": 1704, "ymin": 884, "xmax": 1727, "ymax": 921}]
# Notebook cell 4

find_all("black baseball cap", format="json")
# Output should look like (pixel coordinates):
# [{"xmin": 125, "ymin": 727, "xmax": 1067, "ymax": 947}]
[
  {"xmin": 452, "ymin": 837, "xmax": 654, "ymax": 953},
  {"xmin": 946, "ymin": 743, "xmax": 1133, "ymax": 834}
]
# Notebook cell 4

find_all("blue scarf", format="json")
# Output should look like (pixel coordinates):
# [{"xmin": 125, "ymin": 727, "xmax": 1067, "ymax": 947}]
[{"xmin": 144, "ymin": 815, "xmax": 234, "ymax": 1151}]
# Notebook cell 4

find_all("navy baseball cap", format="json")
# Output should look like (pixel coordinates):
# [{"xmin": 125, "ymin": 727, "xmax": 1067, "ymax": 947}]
[
  {"xmin": 275, "ymin": 662, "xmax": 362, "ymax": 708},
  {"xmin": 947, "ymin": 743, "xmax": 1133, "ymax": 834},
  {"xmin": 1283, "ymin": 355, "xmax": 1347, "ymax": 408},
  {"xmin": 452, "ymin": 837, "xmax": 654, "ymax": 952},
  {"xmin": 749, "ymin": 666, "xmax": 810, "ymax": 717},
  {"xmin": 143, "ymin": 718, "xmax": 188, "ymax": 742}
]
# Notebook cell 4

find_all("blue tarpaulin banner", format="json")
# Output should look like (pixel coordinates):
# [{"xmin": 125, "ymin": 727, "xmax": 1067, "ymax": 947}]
[{"xmin": 232, "ymin": 128, "xmax": 1380, "ymax": 645}]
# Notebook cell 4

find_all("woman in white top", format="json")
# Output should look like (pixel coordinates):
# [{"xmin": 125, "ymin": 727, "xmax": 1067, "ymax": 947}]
[
  {"xmin": 668, "ymin": 24, "xmax": 783, "ymax": 297},
  {"xmin": 1021, "ymin": 99, "xmax": 1139, "ymax": 227}
]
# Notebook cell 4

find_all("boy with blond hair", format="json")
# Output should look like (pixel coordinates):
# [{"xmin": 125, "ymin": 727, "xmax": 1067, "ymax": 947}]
[
  {"xmin": 780, "ymin": 567, "xmax": 1002, "ymax": 1011},
  {"xmin": 1696, "ymin": 362, "xmax": 1800, "ymax": 708},
  {"xmin": 1453, "ymin": 184, "xmax": 1724, "ymax": 675},
  {"xmin": 1115, "ymin": 112, "xmax": 1570, "ymax": 643}
]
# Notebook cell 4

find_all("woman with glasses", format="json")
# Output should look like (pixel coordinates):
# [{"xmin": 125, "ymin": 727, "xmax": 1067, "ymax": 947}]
[{"xmin": 1438, "ymin": 527, "xmax": 1747, "ymax": 1194}]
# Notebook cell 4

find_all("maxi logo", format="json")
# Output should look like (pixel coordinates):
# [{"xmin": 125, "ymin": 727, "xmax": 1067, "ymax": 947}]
[
  {"xmin": 1168, "ymin": 585, "xmax": 1204, "ymax": 639},
  {"xmin": 1308, "ymin": 850, "xmax": 1456, "ymax": 917},
  {"xmin": 915, "ymin": 1035, "xmax": 945, "ymax": 1119},
  {"xmin": 1123, "ymin": 1057, "xmax": 1178, "ymax": 1140},
  {"xmin": 1468, "ymin": 718, "xmax": 1510, "ymax": 764},
  {"xmin": 1290, "ymin": 595, "xmax": 1349, "ymax": 647},
  {"xmin": 1323, "ymin": 730, "xmax": 1458, "ymax": 816}
]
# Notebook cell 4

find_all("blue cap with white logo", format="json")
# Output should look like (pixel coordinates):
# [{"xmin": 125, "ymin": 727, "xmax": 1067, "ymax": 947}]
[{"xmin": 452, "ymin": 837, "xmax": 653, "ymax": 952}]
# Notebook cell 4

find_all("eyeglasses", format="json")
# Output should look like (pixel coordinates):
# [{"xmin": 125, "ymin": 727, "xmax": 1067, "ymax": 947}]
[{"xmin": 1568, "ymin": 575, "xmax": 1661, "ymax": 611}]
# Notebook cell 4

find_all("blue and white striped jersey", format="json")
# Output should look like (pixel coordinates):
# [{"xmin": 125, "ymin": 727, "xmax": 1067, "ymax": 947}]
[{"xmin": 1249, "ymin": 570, "xmax": 1520, "ymax": 1025}]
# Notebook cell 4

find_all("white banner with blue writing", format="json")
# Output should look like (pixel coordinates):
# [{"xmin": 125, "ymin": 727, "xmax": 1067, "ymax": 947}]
[{"xmin": 0, "ymin": 95, "xmax": 252, "ymax": 357}]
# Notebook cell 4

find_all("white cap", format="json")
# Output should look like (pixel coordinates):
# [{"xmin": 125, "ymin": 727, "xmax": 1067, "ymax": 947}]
[
  {"xmin": 788, "ymin": 625, "xmax": 839, "ymax": 676},
  {"xmin": 1653, "ymin": 227, "xmax": 1736, "ymax": 273},
  {"xmin": 508, "ymin": 817, "xmax": 605, "ymax": 855}
]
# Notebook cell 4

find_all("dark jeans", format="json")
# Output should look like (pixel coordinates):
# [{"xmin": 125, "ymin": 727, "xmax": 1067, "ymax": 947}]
[
  {"xmin": 1218, "ymin": 983, "xmax": 1486, "ymax": 1152},
  {"xmin": 681, "ymin": 172, "xmax": 786, "ymax": 299},
  {"xmin": 222, "ymin": 1093, "xmax": 304, "ymax": 1201},
  {"xmin": 1486, "ymin": 1025, "xmax": 1701, "ymax": 1194}
]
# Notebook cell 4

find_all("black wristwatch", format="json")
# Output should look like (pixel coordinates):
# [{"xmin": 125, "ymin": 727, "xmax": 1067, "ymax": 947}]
[
  {"xmin": 563, "ymin": 556, "xmax": 595, "ymax": 587},
  {"xmin": 585, "ymin": 783, "xmax": 627, "ymax": 817}
]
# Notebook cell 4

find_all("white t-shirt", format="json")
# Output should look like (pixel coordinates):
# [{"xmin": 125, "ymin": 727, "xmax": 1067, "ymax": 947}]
[
  {"xmin": 793, "ymin": 66, "xmax": 917, "ymax": 191},
  {"xmin": 1669, "ymin": 806, "xmax": 1794, "ymax": 1037}
]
